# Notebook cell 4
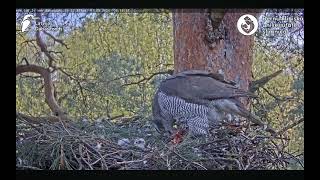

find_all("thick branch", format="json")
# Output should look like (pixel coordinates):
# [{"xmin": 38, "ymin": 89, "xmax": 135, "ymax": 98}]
[
  {"xmin": 16, "ymin": 64, "xmax": 67, "ymax": 119},
  {"xmin": 16, "ymin": 112, "xmax": 60, "ymax": 124},
  {"xmin": 35, "ymin": 13, "xmax": 55, "ymax": 68}
]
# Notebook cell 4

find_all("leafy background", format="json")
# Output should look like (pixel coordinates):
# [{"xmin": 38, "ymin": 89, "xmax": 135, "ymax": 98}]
[{"xmin": 16, "ymin": 9, "xmax": 304, "ymax": 169}]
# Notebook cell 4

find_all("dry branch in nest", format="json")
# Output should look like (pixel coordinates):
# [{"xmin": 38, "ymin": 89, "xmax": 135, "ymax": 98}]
[{"xmin": 16, "ymin": 114, "xmax": 303, "ymax": 170}]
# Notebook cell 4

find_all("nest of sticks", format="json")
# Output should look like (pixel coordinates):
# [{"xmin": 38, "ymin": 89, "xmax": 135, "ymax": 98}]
[{"xmin": 16, "ymin": 114, "xmax": 303, "ymax": 170}]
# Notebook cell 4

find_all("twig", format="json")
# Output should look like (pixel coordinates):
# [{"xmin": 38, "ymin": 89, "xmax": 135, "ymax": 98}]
[
  {"xmin": 108, "ymin": 73, "xmax": 143, "ymax": 84},
  {"xmin": 244, "ymin": 154, "xmax": 255, "ymax": 170},
  {"xmin": 116, "ymin": 159, "xmax": 146, "ymax": 165},
  {"xmin": 277, "ymin": 118, "xmax": 304, "ymax": 135},
  {"xmin": 213, "ymin": 157, "xmax": 242, "ymax": 170},
  {"xmin": 78, "ymin": 144, "xmax": 93, "ymax": 170},
  {"xmin": 262, "ymin": 87, "xmax": 294, "ymax": 101},
  {"xmin": 110, "ymin": 114, "xmax": 125, "ymax": 120},
  {"xmin": 20, "ymin": 74, "xmax": 42, "ymax": 79},
  {"xmin": 43, "ymin": 30, "xmax": 69, "ymax": 49},
  {"xmin": 250, "ymin": 70, "xmax": 283, "ymax": 93},
  {"xmin": 194, "ymin": 138, "xmax": 227, "ymax": 148},
  {"xmin": 70, "ymin": 144, "xmax": 83, "ymax": 170},
  {"xmin": 57, "ymin": 67, "xmax": 88, "ymax": 108},
  {"xmin": 59, "ymin": 144, "xmax": 65, "ymax": 169},
  {"xmin": 81, "ymin": 141, "xmax": 108, "ymax": 170},
  {"xmin": 58, "ymin": 117, "xmax": 71, "ymax": 136},
  {"xmin": 162, "ymin": 143, "xmax": 207, "ymax": 170},
  {"xmin": 16, "ymin": 165, "xmax": 42, "ymax": 170},
  {"xmin": 121, "ymin": 70, "xmax": 174, "ymax": 87},
  {"xmin": 283, "ymin": 152, "xmax": 304, "ymax": 168},
  {"xmin": 154, "ymin": 63, "xmax": 174, "ymax": 68}
]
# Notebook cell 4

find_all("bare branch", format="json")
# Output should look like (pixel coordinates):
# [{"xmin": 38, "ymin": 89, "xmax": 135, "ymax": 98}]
[
  {"xmin": 121, "ymin": 70, "xmax": 174, "ymax": 87},
  {"xmin": 250, "ymin": 70, "xmax": 283, "ymax": 93},
  {"xmin": 21, "ymin": 57, "xmax": 29, "ymax": 65},
  {"xmin": 277, "ymin": 118, "xmax": 304, "ymax": 135},
  {"xmin": 109, "ymin": 114, "xmax": 125, "ymax": 120},
  {"xmin": 20, "ymin": 74, "xmax": 42, "ymax": 79},
  {"xmin": 262, "ymin": 87, "xmax": 294, "ymax": 101},
  {"xmin": 16, "ymin": 165, "xmax": 42, "ymax": 170},
  {"xmin": 108, "ymin": 73, "xmax": 143, "ymax": 84},
  {"xmin": 57, "ymin": 67, "xmax": 88, "ymax": 108},
  {"xmin": 154, "ymin": 63, "xmax": 174, "ymax": 68},
  {"xmin": 16, "ymin": 112, "xmax": 60, "ymax": 124},
  {"xmin": 43, "ymin": 30, "xmax": 69, "ymax": 49}
]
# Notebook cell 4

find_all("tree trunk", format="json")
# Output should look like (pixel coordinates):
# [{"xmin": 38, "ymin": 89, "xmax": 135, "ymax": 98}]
[{"xmin": 173, "ymin": 9, "xmax": 259, "ymax": 93}]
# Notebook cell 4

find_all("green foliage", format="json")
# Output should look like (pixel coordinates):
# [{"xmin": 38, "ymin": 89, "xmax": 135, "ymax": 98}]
[
  {"xmin": 252, "ymin": 41, "xmax": 304, "ymax": 161},
  {"xmin": 16, "ymin": 12, "xmax": 173, "ymax": 121},
  {"xmin": 16, "ymin": 10, "xmax": 303, "ymax": 169}
]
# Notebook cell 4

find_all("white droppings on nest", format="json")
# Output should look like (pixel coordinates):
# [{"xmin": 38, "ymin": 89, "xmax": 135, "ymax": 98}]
[
  {"xmin": 18, "ymin": 132, "xmax": 24, "ymax": 136},
  {"xmin": 17, "ymin": 158, "xmax": 23, "ymax": 165},
  {"xmin": 95, "ymin": 142, "xmax": 102, "ymax": 150},
  {"xmin": 226, "ymin": 113, "xmax": 233, "ymax": 122}
]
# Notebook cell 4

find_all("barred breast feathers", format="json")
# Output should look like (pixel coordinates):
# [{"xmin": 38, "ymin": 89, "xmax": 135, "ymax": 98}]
[{"xmin": 157, "ymin": 91, "xmax": 209, "ymax": 119}]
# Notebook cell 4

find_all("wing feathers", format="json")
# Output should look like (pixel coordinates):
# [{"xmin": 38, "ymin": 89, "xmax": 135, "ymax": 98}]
[{"xmin": 160, "ymin": 70, "xmax": 255, "ymax": 101}]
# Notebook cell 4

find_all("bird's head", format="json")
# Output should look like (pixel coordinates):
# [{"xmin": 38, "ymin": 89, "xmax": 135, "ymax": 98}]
[
  {"xmin": 152, "ymin": 117, "xmax": 176, "ymax": 138},
  {"xmin": 152, "ymin": 118, "xmax": 165, "ymax": 134}
]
